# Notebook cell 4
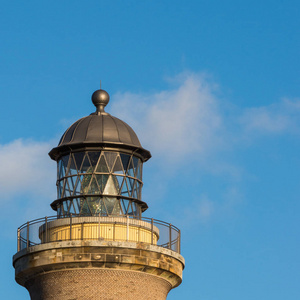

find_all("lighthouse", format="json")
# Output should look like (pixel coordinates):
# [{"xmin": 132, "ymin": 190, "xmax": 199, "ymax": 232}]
[{"xmin": 13, "ymin": 88, "xmax": 185, "ymax": 300}]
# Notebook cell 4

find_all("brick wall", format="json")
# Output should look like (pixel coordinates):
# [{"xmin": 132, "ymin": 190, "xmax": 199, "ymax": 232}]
[{"xmin": 26, "ymin": 269, "xmax": 172, "ymax": 300}]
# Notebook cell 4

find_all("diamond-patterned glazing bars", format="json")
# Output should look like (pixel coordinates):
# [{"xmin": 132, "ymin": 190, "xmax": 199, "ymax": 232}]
[{"xmin": 55, "ymin": 151, "xmax": 143, "ymax": 218}]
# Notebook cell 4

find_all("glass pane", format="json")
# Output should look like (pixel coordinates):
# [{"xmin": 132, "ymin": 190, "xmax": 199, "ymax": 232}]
[
  {"xmin": 73, "ymin": 152, "xmax": 85, "ymax": 173},
  {"xmin": 57, "ymin": 204, "xmax": 62, "ymax": 218},
  {"xmin": 132, "ymin": 180, "xmax": 138, "ymax": 198},
  {"xmin": 68, "ymin": 154, "xmax": 78, "ymax": 176},
  {"xmin": 127, "ymin": 157, "xmax": 135, "ymax": 177},
  {"xmin": 63, "ymin": 200, "xmax": 70, "ymax": 214},
  {"xmin": 104, "ymin": 152, "xmax": 117, "ymax": 172},
  {"xmin": 67, "ymin": 200, "xmax": 71, "ymax": 212},
  {"xmin": 86, "ymin": 175, "xmax": 100, "ymax": 194},
  {"xmin": 99, "ymin": 199, "xmax": 108, "ymax": 216},
  {"xmin": 68, "ymin": 176, "xmax": 76, "ymax": 191},
  {"xmin": 136, "ymin": 182, "xmax": 141, "ymax": 199},
  {"xmin": 132, "ymin": 156, "xmax": 139, "ymax": 177},
  {"xmin": 80, "ymin": 153, "xmax": 92, "ymax": 173},
  {"xmin": 63, "ymin": 179, "xmax": 72, "ymax": 197},
  {"xmin": 73, "ymin": 198, "xmax": 81, "ymax": 214},
  {"xmin": 69, "ymin": 200, "xmax": 76, "ymax": 214},
  {"xmin": 87, "ymin": 197, "xmax": 101, "ymax": 214},
  {"xmin": 103, "ymin": 175, "xmax": 118, "ymax": 195},
  {"xmin": 128, "ymin": 178, "xmax": 134, "ymax": 195},
  {"xmin": 81, "ymin": 173, "xmax": 92, "ymax": 194},
  {"xmin": 120, "ymin": 153, "xmax": 130, "ymax": 173},
  {"xmin": 112, "ymin": 200, "xmax": 122, "ymax": 215},
  {"xmin": 121, "ymin": 199, "xmax": 129, "ymax": 214},
  {"xmin": 88, "ymin": 152, "xmax": 100, "ymax": 170},
  {"xmin": 136, "ymin": 160, "xmax": 142, "ymax": 180},
  {"xmin": 80, "ymin": 198, "xmax": 91, "ymax": 215},
  {"xmin": 119, "ymin": 199, "xmax": 124, "ymax": 215},
  {"xmin": 73, "ymin": 177, "xmax": 81, "ymax": 196},
  {"xmin": 132, "ymin": 202, "xmax": 138, "ymax": 216},
  {"xmin": 104, "ymin": 197, "xmax": 117, "ymax": 215},
  {"xmin": 58, "ymin": 160, "xmax": 65, "ymax": 179},
  {"xmin": 80, "ymin": 174, "xmax": 84, "ymax": 184},
  {"xmin": 58, "ymin": 181, "xmax": 63, "ymax": 198},
  {"xmin": 112, "ymin": 155, "xmax": 124, "ymax": 175},
  {"xmin": 63, "ymin": 180, "xmax": 70, "ymax": 197},
  {"xmin": 62, "ymin": 155, "xmax": 70, "ymax": 177},
  {"xmin": 96, "ymin": 155, "xmax": 109, "ymax": 173},
  {"xmin": 61, "ymin": 202, "xmax": 66, "ymax": 215},
  {"xmin": 112, "ymin": 175, "xmax": 122, "ymax": 193},
  {"xmin": 69, "ymin": 168, "xmax": 77, "ymax": 176},
  {"xmin": 120, "ymin": 178, "xmax": 129, "ymax": 197},
  {"xmin": 95, "ymin": 174, "xmax": 108, "ymax": 192},
  {"xmin": 127, "ymin": 202, "xmax": 133, "ymax": 215}
]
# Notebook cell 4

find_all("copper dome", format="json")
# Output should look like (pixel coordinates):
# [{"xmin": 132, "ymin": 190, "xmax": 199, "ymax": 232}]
[{"xmin": 49, "ymin": 89, "xmax": 151, "ymax": 161}]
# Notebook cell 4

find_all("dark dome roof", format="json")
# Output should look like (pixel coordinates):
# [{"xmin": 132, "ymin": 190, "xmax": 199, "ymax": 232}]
[
  {"xmin": 49, "ymin": 89, "xmax": 151, "ymax": 161},
  {"xmin": 59, "ymin": 114, "xmax": 142, "ymax": 147}
]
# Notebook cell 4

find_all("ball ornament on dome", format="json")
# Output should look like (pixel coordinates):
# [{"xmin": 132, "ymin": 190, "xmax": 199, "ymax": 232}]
[{"xmin": 92, "ymin": 89, "xmax": 110, "ymax": 113}]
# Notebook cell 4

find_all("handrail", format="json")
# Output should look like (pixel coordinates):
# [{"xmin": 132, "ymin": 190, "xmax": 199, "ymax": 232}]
[{"xmin": 17, "ymin": 214, "xmax": 181, "ymax": 254}]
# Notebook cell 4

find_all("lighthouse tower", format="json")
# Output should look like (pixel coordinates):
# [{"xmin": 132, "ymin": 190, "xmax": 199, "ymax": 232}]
[{"xmin": 13, "ymin": 89, "xmax": 184, "ymax": 300}]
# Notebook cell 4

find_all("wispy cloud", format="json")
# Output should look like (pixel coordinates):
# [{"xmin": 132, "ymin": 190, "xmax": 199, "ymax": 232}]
[
  {"xmin": 111, "ymin": 72, "xmax": 224, "ymax": 162},
  {"xmin": 110, "ymin": 74, "xmax": 300, "ymax": 177},
  {"xmin": 0, "ymin": 139, "xmax": 56, "ymax": 201},
  {"xmin": 177, "ymin": 187, "xmax": 243, "ymax": 227},
  {"xmin": 183, "ymin": 195, "xmax": 215, "ymax": 224},
  {"xmin": 239, "ymin": 98, "xmax": 300, "ymax": 135}
]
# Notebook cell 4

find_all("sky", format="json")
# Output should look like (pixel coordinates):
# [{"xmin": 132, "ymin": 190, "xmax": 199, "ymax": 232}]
[{"xmin": 1, "ymin": 0, "xmax": 299, "ymax": 299}]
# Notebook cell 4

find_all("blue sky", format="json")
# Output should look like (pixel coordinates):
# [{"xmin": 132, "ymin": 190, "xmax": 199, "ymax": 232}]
[{"xmin": 1, "ymin": 1, "xmax": 299, "ymax": 299}]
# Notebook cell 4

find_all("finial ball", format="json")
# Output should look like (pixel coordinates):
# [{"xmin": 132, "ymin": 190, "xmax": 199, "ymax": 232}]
[{"xmin": 92, "ymin": 89, "xmax": 110, "ymax": 108}]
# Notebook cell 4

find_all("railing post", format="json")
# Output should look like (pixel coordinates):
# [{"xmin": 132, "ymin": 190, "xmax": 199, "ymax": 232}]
[
  {"xmin": 81, "ymin": 223, "xmax": 84, "ymax": 240},
  {"xmin": 45, "ymin": 216, "xmax": 48, "ymax": 244},
  {"xmin": 169, "ymin": 223, "xmax": 172, "ymax": 250},
  {"xmin": 113, "ymin": 222, "xmax": 116, "ymax": 241},
  {"xmin": 70, "ymin": 214, "xmax": 72, "ymax": 241},
  {"xmin": 126, "ymin": 216, "xmax": 129, "ymax": 241},
  {"xmin": 138, "ymin": 224, "xmax": 140, "ymax": 243},
  {"xmin": 17, "ymin": 228, "xmax": 20, "ymax": 252},
  {"xmin": 98, "ymin": 213, "xmax": 101, "ymax": 240},
  {"xmin": 151, "ymin": 218, "xmax": 154, "ymax": 245},
  {"xmin": 26, "ymin": 221, "xmax": 29, "ymax": 250},
  {"xmin": 178, "ymin": 229, "xmax": 181, "ymax": 253}
]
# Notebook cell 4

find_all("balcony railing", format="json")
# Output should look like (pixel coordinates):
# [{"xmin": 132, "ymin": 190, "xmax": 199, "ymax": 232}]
[{"xmin": 17, "ymin": 215, "xmax": 181, "ymax": 253}]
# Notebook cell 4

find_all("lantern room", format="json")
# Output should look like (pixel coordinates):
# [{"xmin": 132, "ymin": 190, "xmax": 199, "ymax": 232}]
[{"xmin": 48, "ymin": 89, "xmax": 151, "ymax": 218}]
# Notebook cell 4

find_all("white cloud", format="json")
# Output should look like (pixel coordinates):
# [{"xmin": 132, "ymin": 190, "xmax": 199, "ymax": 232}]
[
  {"xmin": 111, "ymin": 76, "xmax": 300, "ymax": 163},
  {"xmin": 175, "ymin": 186, "xmax": 243, "ymax": 227},
  {"xmin": 0, "ymin": 139, "xmax": 56, "ymax": 201},
  {"xmin": 239, "ymin": 98, "xmax": 300, "ymax": 135},
  {"xmin": 111, "ymin": 72, "xmax": 224, "ymax": 162},
  {"xmin": 109, "ymin": 72, "xmax": 300, "ymax": 186}
]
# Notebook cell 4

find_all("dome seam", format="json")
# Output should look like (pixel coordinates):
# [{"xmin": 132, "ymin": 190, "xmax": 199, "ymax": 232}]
[
  {"xmin": 84, "ymin": 116, "xmax": 93, "ymax": 142},
  {"xmin": 119, "ymin": 119, "xmax": 137, "ymax": 145},
  {"xmin": 110, "ymin": 115, "xmax": 122, "ymax": 143},
  {"xmin": 70, "ymin": 117, "xmax": 88, "ymax": 143},
  {"xmin": 59, "ymin": 117, "xmax": 84, "ymax": 145}
]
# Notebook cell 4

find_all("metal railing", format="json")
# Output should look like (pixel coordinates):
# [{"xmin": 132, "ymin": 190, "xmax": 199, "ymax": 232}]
[{"xmin": 17, "ymin": 215, "xmax": 181, "ymax": 254}]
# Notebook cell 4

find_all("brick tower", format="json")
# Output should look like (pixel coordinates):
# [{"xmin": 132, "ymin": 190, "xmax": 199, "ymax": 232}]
[{"xmin": 13, "ymin": 88, "xmax": 185, "ymax": 300}]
